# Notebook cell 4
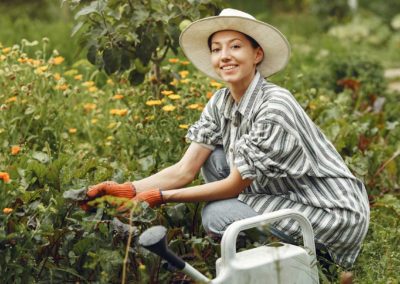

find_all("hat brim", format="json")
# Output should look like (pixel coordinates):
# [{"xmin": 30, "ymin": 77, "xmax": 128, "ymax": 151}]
[{"xmin": 179, "ymin": 16, "xmax": 291, "ymax": 80}]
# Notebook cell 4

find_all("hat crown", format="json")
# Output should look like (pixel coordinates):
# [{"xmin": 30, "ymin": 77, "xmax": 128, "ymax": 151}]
[{"xmin": 219, "ymin": 8, "xmax": 255, "ymax": 20}]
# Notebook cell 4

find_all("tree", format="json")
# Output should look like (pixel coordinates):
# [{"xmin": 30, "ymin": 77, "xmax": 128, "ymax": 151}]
[{"xmin": 64, "ymin": 0, "xmax": 222, "ymax": 86}]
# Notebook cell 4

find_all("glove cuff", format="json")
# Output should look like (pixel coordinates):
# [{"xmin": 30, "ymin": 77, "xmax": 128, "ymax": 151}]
[{"xmin": 136, "ymin": 189, "xmax": 164, "ymax": 208}]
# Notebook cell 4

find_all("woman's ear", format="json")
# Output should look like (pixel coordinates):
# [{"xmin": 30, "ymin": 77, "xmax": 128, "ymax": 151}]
[{"xmin": 255, "ymin": 47, "xmax": 264, "ymax": 65}]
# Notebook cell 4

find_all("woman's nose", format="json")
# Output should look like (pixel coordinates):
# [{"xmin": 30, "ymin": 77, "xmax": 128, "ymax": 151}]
[{"xmin": 220, "ymin": 47, "xmax": 231, "ymax": 61}]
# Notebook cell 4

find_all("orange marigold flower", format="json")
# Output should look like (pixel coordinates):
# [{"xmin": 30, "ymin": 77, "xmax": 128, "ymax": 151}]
[
  {"xmin": 18, "ymin": 57, "xmax": 28, "ymax": 63},
  {"xmin": 0, "ymin": 172, "xmax": 10, "ymax": 183},
  {"xmin": 168, "ymin": 58, "xmax": 179, "ymax": 63},
  {"xmin": 187, "ymin": 103, "xmax": 199, "ymax": 110},
  {"xmin": 3, "ymin": 208, "xmax": 13, "ymax": 214},
  {"xmin": 210, "ymin": 80, "xmax": 223, "ymax": 88},
  {"xmin": 179, "ymin": 70, "xmax": 189, "ymax": 78},
  {"xmin": 180, "ymin": 79, "xmax": 190, "ymax": 84},
  {"xmin": 179, "ymin": 124, "xmax": 189, "ymax": 129},
  {"xmin": 54, "ymin": 84, "xmax": 68, "ymax": 91},
  {"xmin": 82, "ymin": 81, "xmax": 95, "ymax": 87},
  {"xmin": 170, "ymin": 78, "xmax": 179, "ymax": 86},
  {"xmin": 51, "ymin": 56, "xmax": 65, "ymax": 65},
  {"xmin": 53, "ymin": 73, "xmax": 61, "ymax": 81},
  {"xmin": 5, "ymin": 96, "xmax": 17, "ymax": 103},
  {"xmin": 161, "ymin": 90, "xmax": 174, "ymax": 96},
  {"xmin": 2, "ymin": 47, "xmax": 11, "ymax": 54},
  {"xmin": 168, "ymin": 94, "xmax": 181, "ymax": 100},
  {"xmin": 11, "ymin": 145, "xmax": 21, "ymax": 155},
  {"xmin": 74, "ymin": 74, "xmax": 83, "ymax": 80},
  {"xmin": 88, "ymin": 86, "xmax": 98, "ymax": 93},
  {"xmin": 35, "ymin": 65, "xmax": 48, "ymax": 74},
  {"xmin": 83, "ymin": 103, "xmax": 97, "ymax": 112},
  {"xmin": 146, "ymin": 100, "xmax": 162, "ymax": 106},
  {"xmin": 110, "ymin": 109, "xmax": 128, "ymax": 116},
  {"xmin": 112, "ymin": 94, "xmax": 124, "ymax": 100},
  {"xmin": 162, "ymin": 105, "xmax": 176, "ymax": 112},
  {"xmin": 69, "ymin": 128, "xmax": 77, "ymax": 134},
  {"xmin": 206, "ymin": 92, "xmax": 213, "ymax": 99},
  {"xmin": 180, "ymin": 61, "xmax": 190, "ymax": 65}
]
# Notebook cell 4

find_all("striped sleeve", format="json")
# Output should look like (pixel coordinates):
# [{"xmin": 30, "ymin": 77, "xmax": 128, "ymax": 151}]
[
  {"xmin": 234, "ymin": 121, "xmax": 311, "ymax": 180},
  {"xmin": 186, "ymin": 91, "xmax": 222, "ymax": 147}
]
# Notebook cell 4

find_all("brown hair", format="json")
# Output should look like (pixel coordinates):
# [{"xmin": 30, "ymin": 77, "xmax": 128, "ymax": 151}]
[{"xmin": 207, "ymin": 31, "xmax": 260, "ymax": 51}]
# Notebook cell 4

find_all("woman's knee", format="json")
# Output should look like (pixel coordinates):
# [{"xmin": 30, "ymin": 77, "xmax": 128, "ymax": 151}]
[{"xmin": 201, "ymin": 147, "xmax": 230, "ymax": 183}]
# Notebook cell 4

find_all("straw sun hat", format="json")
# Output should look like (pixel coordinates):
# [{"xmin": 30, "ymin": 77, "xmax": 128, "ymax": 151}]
[{"xmin": 179, "ymin": 8, "xmax": 290, "ymax": 80}]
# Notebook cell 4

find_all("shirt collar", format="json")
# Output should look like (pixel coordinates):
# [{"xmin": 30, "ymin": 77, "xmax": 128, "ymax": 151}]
[{"xmin": 223, "ymin": 71, "xmax": 264, "ymax": 119}]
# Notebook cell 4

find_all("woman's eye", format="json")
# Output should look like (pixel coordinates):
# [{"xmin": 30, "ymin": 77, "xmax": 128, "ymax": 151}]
[
  {"xmin": 211, "ymin": 48, "xmax": 220, "ymax": 53},
  {"xmin": 232, "ymin": 44, "xmax": 241, "ymax": 49}
]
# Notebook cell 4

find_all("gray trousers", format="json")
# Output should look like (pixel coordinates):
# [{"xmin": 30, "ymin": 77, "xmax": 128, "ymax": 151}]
[{"xmin": 200, "ymin": 146, "xmax": 295, "ymax": 243}]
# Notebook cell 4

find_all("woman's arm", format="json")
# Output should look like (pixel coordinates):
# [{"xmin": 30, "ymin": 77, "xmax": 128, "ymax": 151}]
[
  {"xmin": 133, "ymin": 142, "xmax": 212, "ymax": 193},
  {"xmin": 161, "ymin": 167, "xmax": 252, "ymax": 203}
]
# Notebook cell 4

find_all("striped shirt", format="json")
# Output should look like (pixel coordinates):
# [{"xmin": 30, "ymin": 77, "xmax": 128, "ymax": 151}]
[{"xmin": 186, "ymin": 71, "xmax": 370, "ymax": 268}]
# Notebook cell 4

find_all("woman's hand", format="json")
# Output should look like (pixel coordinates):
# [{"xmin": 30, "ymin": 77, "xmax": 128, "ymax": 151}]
[{"xmin": 86, "ymin": 181, "xmax": 136, "ymax": 199}]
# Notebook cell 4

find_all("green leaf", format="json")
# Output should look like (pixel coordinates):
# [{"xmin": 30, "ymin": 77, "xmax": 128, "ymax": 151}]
[
  {"xmin": 74, "ymin": 1, "xmax": 105, "ymax": 19},
  {"xmin": 32, "ymin": 151, "xmax": 50, "ymax": 164},
  {"xmin": 128, "ymin": 69, "xmax": 145, "ymax": 86},
  {"xmin": 63, "ymin": 187, "xmax": 88, "ymax": 201},
  {"xmin": 71, "ymin": 21, "xmax": 84, "ymax": 37},
  {"xmin": 103, "ymin": 48, "xmax": 120, "ymax": 75}
]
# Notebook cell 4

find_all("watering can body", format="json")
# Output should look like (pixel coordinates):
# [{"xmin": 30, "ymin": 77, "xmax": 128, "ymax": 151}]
[{"xmin": 211, "ymin": 209, "xmax": 319, "ymax": 284}]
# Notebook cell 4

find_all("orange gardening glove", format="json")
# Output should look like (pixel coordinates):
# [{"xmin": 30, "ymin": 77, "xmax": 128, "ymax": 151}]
[
  {"xmin": 87, "ymin": 181, "xmax": 136, "ymax": 199},
  {"xmin": 132, "ymin": 189, "xmax": 164, "ymax": 208},
  {"xmin": 80, "ymin": 181, "xmax": 136, "ymax": 211}
]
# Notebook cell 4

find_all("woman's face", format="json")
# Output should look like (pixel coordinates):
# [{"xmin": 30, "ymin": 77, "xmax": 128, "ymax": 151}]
[{"xmin": 210, "ymin": 30, "xmax": 263, "ymax": 88}]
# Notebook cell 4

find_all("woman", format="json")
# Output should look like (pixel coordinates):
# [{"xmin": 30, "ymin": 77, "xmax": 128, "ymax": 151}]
[{"xmin": 85, "ymin": 9, "xmax": 369, "ymax": 270}]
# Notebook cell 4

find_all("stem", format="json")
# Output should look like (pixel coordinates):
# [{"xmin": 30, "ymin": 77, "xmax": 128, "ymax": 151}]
[
  {"xmin": 373, "ymin": 149, "xmax": 400, "ymax": 178},
  {"xmin": 121, "ymin": 208, "xmax": 135, "ymax": 284}
]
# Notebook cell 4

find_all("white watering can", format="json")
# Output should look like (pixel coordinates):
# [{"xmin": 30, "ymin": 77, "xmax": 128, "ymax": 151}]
[{"xmin": 139, "ymin": 209, "xmax": 319, "ymax": 284}]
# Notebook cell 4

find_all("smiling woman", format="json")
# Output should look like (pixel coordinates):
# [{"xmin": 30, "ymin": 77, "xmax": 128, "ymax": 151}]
[{"xmin": 83, "ymin": 8, "xmax": 370, "ymax": 275}]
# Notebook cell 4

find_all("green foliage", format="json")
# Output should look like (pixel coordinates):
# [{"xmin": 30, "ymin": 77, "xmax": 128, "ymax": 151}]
[{"xmin": 64, "ymin": 0, "xmax": 223, "ymax": 85}]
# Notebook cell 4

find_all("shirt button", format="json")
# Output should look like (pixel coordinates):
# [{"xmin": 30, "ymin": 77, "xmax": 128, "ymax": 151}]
[{"xmin": 229, "ymin": 148, "xmax": 233, "ymax": 153}]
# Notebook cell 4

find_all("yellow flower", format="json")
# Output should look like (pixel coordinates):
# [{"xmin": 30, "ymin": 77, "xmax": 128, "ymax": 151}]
[
  {"xmin": 35, "ymin": 65, "xmax": 48, "ymax": 74},
  {"xmin": 88, "ymin": 86, "xmax": 98, "ymax": 93},
  {"xmin": 107, "ymin": 79, "xmax": 114, "ymax": 86},
  {"xmin": 180, "ymin": 61, "xmax": 190, "ymax": 65},
  {"xmin": 168, "ymin": 58, "xmax": 179, "ymax": 63},
  {"xmin": 74, "ymin": 74, "xmax": 83, "ymax": 80},
  {"xmin": 112, "ymin": 94, "xmax": 124, "ymax": 100},
  {"xmin": 0, "ymin": 172, "xmax": 10, "ymax": 183},
  {"xmin": 53, "ymin": 73, "xmax": 61, "ymax": 81},
  {"xmin": 83, "ymin": 103, "xmax": 97, "ymax": 112},
  {"xmin": 0, "ymin": 55, "xmax": 6, "ymax": 61},
  {"xmin": 146, "ymin": 100, "xmax": 162, "ymax": 106},
  {"xmin": 180, "ymin": 79, "xmax": 190, "ymax": 84},
  {"xmin": 82, "ymin": 81, "xmax": 95, "ymax": 87},
  {"xmin": 5, "ymin": 96, "xmax": 17, "ymax": 103},
  {"xmin": 107, "ymin": 122, "xmax": 118, "ymax": 129},
  {"xmin": 51, "ymin": 56, "xmax": 65, "ymax": 65},
  {"xmin": 110, "ymin": 109, "xmax": 128, "ymax": 116},
  {"xmin": 210, "ymin": 80, "xmax": 223, "ymax": 88},
  {"xmin": 187, "ymin": 103, "xmax": 199, "ymax": 110},
  {"xmin": 54, "ymin": 84, "xmax": 68, "ymax": 91},
  {"xmin": 91, "ymin": 118, "xmax": 98, "ymax": 124},
  {"xmin": 162, "ymin": 105, "xmax": 176, "ymax": 112},
  {"xmin": 168, "ymin": 94, "xmax": 181, "ymax": 100},
  {"xmin": 68, "ymin": 128, "xmax": 77, "ymax": 134},
  {"xmin": 179, "ymin": 70, "xmax": 189, "ymax": 78},
  {"xmin": 2, "ymin": 47, "xmax": 11, "ymax": 54},
  {"xmin": 106, "ymin": 136, "xmax": 114, "ymax": 141},
  {"xmin": 11, "ymin": 145, "xmax": 21, "ymax": 155},
  {"xmin": 161, "ymin": 90, "xmax": 174, "ymax": 96},
  {"xmin": 170, "ymin": 78, "xmax": 179, "ymax": 86},
  {"xmin": 3, "ymin": 208, "xmax": 13, "ymax": 214},
  {"xmin": 18, "ymin": 57, "xmax": 28, "ymax": 63},
  {"xmin": 179, "ymin": 124, "xmax": 189, "ymax": 129}
]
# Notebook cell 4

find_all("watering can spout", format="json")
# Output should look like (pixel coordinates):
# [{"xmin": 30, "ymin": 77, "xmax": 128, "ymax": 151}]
[{"xmin": 139, "ymin": 226, "xmax": 210, "ymax": 283}]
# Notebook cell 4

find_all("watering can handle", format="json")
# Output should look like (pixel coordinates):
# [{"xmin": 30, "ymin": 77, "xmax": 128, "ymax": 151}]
[{"xmin": 220, "ymin": 209, "xmax": 317, "ymax": 265}]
